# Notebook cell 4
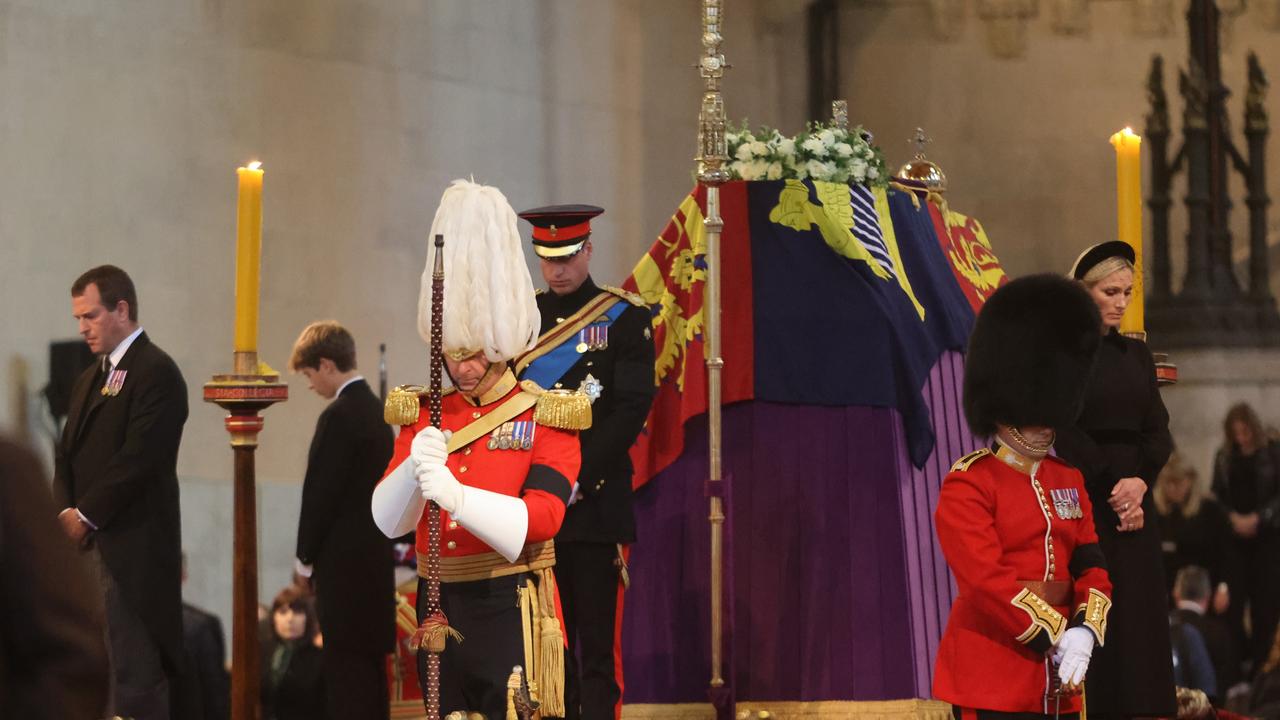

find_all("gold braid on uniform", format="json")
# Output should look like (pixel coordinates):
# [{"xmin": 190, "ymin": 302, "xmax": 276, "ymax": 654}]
[
  {"xmin": 521, "ymin": 380, "xmax": 592, "ymax": 430},
  {"xmin": 1003, "ymin": 425, "xmax": 1054, "ymax": 459},
  {"xmin": 1081, "ymin": 587, "xmax": 1111, "ymax": 645},
  {"xmin": 384, "ymin": 385, "xmax": 425, "ymax": 426}
]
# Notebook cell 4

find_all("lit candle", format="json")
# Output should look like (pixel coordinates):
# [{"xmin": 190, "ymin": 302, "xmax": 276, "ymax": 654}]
[
  {"xmin": 1109, "ymin": 128, "xmax": 1144, "ymax": 335},
  {"xmin": 233, "ymin": 161, "xmax": 264, "ymax": 353}
]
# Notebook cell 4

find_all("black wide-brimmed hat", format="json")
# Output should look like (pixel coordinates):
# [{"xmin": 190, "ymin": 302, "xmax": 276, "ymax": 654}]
[
  {"xmin": 1069, "ymin": 240, "xmax": 1136, "ymax": 281},
  {"xmin": 963, "ymin": 274, "xmax": 1102, "ymax": 436}
]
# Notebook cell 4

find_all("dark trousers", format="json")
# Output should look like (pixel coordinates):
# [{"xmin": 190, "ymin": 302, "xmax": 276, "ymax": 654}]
[
  {"xmin": 1224, "ymin": 537, "xmax": 1280, "ymax": 675},
  {"xmin": 323, "ymin": 646, "xmax": 389, "ymax": 720},
  {"xmin": 558, "ymin": 542, "xmax": 625, "ymax": 720},
  {"xmin": 88, "ymin": 547, "xmax": 171, "ymax": 720},
  {"xmin": 417, "ymin": 574, "xmax": 524, "ymax": 720}
]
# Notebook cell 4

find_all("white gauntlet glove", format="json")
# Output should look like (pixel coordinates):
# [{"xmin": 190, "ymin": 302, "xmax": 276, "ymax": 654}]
[
  {"xmin": 1052, "ymin": 626, "xmax": 1096, "ymax": 688},
  {"xmin": 417, "ymin": 464, "xmax": 465, "ymax": 516},
  {"xmin": 411, "ymin": 426, "xmax": 451, "ymax": 469}
]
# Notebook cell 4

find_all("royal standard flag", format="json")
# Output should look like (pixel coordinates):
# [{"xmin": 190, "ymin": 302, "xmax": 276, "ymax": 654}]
[{"xmin": 624, "ymin": 180, "xmax": 994, "ymax": 487}]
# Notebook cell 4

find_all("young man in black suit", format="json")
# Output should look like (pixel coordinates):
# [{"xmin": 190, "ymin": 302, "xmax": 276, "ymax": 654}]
[
  {"xmin": 291, "ymin": 321, "xmax": 396, "ymax": 719},
  {"xmin": 54, "ymin": 264, "xmax": 189, "ymax": 720}
]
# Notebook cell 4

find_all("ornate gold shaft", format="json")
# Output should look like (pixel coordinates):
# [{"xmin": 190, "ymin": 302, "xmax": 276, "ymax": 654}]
[{"xmin": 697, "ymin": 0, "xmax": 729, "ymax": 693}]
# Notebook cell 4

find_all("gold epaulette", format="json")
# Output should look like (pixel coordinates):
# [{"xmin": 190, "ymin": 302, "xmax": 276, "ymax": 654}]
[
  {"xmin": 601, "ymin": 284, "xmax": 646, "ymax": 307},
  {"xmin": 949, "ymin": 448, "xmax": 992, "ymax": 472},
  {"xmin": 383, "ymin": 384, "xmax": 457, "ymax": 426},
  {"xmin": 520, "ymin": 380, "xmax": 592, "ymax": 431},
  {"xmin": 384, "ymin": 385, "xmax": 425, "ymax": 426}
]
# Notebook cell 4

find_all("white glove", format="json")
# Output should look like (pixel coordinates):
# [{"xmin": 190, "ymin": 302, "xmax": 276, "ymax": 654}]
[
  {"xmin": 417, "ymin": 464, "xmax": 465, "ymax": 516},
  {"xmin": 411, "ymin": 426, "xmax": 452, "ymax": 470},
  {"xmin": 293, "ymin": 558, "xmax": 313, "ymax": 578},
  {"xmin": 1053, "ymin": 626, "xmax": 1096, "ymax": 688}
]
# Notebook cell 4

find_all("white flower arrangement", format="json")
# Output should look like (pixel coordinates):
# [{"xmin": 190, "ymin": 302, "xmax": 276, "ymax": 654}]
[{"xmin": 724, "ymin": 121, "xmax": 888, "ymax": 187}]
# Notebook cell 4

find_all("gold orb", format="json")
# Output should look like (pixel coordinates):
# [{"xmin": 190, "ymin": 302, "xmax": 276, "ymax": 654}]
[{"xmin": 897, "ymin": 157, "xmax": 947, "ymax": 192}]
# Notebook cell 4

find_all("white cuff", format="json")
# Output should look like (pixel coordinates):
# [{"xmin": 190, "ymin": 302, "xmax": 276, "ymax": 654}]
[
  {"xmin": 452, "ymin": 486, "xmax": 529, "ymax": 562},
  {"xmin": 371, "ymin": 457, "xmax": 426, "ymax": 538}
]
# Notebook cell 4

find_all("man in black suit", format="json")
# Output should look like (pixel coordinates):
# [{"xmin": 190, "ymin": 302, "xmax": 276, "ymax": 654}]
[
  {"xmin": 1, "ymin": 435, "xmax": 110, "ymax": 719},
  {"xmin": 290, "ymin": 320, "xmax": 396, "ymax": 719},
  {"xmin": 181, "ymin": 552, "xmax": 229, "ymax": 720},
  {"xmin": 53, "ymin": 264, "xmax": 188, "ymax": 720},
  {"xmin": 1173, "ymin": 565, "xmax": 1243, "ymax": 702}
]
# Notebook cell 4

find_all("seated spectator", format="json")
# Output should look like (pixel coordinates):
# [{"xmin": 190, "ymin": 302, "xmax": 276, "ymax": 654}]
[
  {"xmin": 261, "ymin": 585, "xmax": 325, "ymax": 720},
  {"xmin": 1172, "ymin": 613, "xmax": 1217, "ymax": 700},
  {"xmin": 1212, "ymin": 403, "xmax": 1280, "ymax": 675},
  {"xmin": 1157, "ymin": 452, "xmax": 1232, "ymax": 598},
  {"xmin": 1173, "ymin": 565, "xmax": 1241, "ymax": 701}
]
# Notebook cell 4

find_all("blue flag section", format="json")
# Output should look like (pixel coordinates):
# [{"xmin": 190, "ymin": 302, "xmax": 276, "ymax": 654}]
[{"xmin": 745, "ymin": 180, "xmax": 974, "ymax": 466}]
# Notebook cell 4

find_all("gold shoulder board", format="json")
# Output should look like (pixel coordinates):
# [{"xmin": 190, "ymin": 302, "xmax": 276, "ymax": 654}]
[
  {"xmin": 521, "ymin": 379, "xmax": 592, "ymax": 431},
  {"xmin": 949, "ymin": 448, "xmax": 992, "ymax": 473},
  {"xmin": 601, "ymin": 284, "xmax": 646, "ymax": 307}
]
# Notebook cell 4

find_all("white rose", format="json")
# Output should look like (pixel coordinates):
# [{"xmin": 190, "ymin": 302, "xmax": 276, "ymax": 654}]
[
  {"xmin": 725, "ymin": 132, "xmax": 739, "ymax": 146},
  {"xmin": 736, "ymin": 144, "xmax": 755, "ymax": 162},
  {"xmin": 818, "ymin": 129, "xmax": 836, "ymax": 146},
  {"xmin": 801, "ymin": 137, "xmax": 827, "ymax": 157},
  {"xmin": 776, "ymin": 137, "xmax": 797, "ymax": 156},
  {"xmin": 750, "ymin": 141, "xmax": 769, "ymax": 157},
  {"xmin": 867, "ymin": 166, "xmax": 880, "ymax": 180},
  {"xmin": 806, "ymin": 159, "xmax": 830, "ymax": 180},
  {"xmin": 834, "ymin": 142, "xmax": 854, "ymax": 157},
  {"xmin": 765, "ymin": 161, "xmax": 784, "ymax": 180},
  {"xmin": 851, "ymin": 158, "xmax": 868, "ymax": 176},
  {"xmin": 729, "ymin": 160, "xmax": 748, "ymax": 179}
]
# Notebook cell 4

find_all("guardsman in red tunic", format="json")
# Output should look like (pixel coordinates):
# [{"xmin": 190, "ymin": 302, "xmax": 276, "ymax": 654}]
[
  {"xmin": 934, "ymin": 274, "xmax": 1114, "ymax": 719},
  {"xmin": 371, "ymin": 179, "xmax": 590, "ymax": 720}
]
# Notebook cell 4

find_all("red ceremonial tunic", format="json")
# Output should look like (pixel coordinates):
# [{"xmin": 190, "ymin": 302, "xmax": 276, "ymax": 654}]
[
  {"xmin": 383, "ymin": 374, "xmax": 580, "ymax": 560},
  {"xmin": 933, "ymin": 447, "xmax": 1112, "ymax": 714}
]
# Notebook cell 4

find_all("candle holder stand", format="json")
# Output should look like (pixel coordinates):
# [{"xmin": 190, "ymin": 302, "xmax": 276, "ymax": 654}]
[{"xmin": 203, "ymin": 351, "xmax": 288, "ymax": 720}]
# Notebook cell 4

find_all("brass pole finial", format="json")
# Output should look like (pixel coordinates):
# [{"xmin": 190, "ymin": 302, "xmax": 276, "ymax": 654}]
[{"xmin": 697, "ymin": 0, "xmax": 730, "ymax": 185}]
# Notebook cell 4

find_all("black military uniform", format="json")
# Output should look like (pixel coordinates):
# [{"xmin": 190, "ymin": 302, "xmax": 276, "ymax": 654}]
[{"xmin": 517, "ymin": 205, "xmax": 657, "ymax": 720}]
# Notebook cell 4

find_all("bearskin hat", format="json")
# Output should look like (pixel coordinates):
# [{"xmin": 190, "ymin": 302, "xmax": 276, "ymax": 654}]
[{"xmin": 962, "ymin": 274, "xmax": 1101, "ymax": 436}]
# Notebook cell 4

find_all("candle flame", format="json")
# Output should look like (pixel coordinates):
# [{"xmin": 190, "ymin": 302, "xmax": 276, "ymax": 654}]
[{"xmin": 247, "ymin": 161, "xmax": 262, "ymax": 171}]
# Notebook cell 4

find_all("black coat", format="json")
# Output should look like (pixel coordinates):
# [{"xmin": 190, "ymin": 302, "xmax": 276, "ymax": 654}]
[
  {"xmin": 532, "ymin": 278, "xmax": 656, "ymax": 543},
  {"xmin": 260, "ymin": 639, "xmax": 325, "ymax": 720},
  {"xmin": 0, "ymin": 437, "xmax": 110, "ymax": 719},
  {"xmin": 295, "ymin": 379, "xmax": 395, "ymax": 654},
  {"xmin": 52, "ymin": 331, "xmax": 188, "ymax": 671},
  {"xmin": 1157, "ymin": 497, "xmax": 1231, "ymax": 595},
  {"xmin": 181, "ymin": 602, "xmax": 229, "ymax": 720},
  {"xmin": 1055, "ymin": 330, "xmax": 1176, "ymax": 716}
]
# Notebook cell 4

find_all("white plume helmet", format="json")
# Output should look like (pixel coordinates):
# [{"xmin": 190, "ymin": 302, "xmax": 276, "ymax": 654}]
[{"xmin": 417, "ymin": 179, "xmax": 540, "ymax": 363}]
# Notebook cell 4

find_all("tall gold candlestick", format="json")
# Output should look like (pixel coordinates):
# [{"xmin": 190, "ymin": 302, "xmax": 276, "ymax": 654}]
[{"xmin": 1110, "ymin": 128, "xmax": 1145, "ymax": 337}]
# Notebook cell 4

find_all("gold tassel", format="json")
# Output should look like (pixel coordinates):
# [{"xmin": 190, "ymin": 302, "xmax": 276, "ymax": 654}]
[
  {"xmin": 533, "ymin": 390, "xmax": 592, "ymax": 431},
  {"xmin": 535, "ymin": 569, "xmax": 566, "ymax": 717},
  {"xmin": 506, "ymin": 669, "xmax": 521, "ymax": 720},
  {"xmin": 384, "ymin": 385, "xmax": 423, "ymax": 426}
]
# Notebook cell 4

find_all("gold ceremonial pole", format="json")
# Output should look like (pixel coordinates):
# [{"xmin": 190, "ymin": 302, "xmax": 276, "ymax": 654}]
[{"xmin": 696, "ymin": 0, "xmax": 730, "ymax": 701}]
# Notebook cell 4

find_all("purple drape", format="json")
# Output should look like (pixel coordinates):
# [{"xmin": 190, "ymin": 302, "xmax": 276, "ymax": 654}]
[{"xmin": 621, "ymin": 351, "xmax": 979, "ymax": 703}]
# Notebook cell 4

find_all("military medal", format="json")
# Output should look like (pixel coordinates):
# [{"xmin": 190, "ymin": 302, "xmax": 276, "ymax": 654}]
[
  {"xmin": 575, "ymin": 323, "xmax": 610, "ymax": 353},
  {"xmin": 498, "ymin": 422, "xmax": 513, "ymax": 450},
  {"xmin": 576, "ymin": 341, "xmax": 589, "ymax": 353},
  {"xmin": 100, "ymin": 369, "xmax": 127, "ymax": 396},
  {"xmin": 487, "ymin": 428, "xmax": 500, "ymax": 451},
  {"xmin": 579, "ymin": 373, "xmax": 603, "ymax": 404},
  {"xmin": 1051, "ymin": 488, "xmax": 1083, "ymax": 520}
]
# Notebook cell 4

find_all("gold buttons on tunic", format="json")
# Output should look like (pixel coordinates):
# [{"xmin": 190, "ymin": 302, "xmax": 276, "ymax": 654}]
[
  {"xmin": 449, "ymin": 521, "xmax": 458, "ymax": 530},
  {"xmin": 447, "ymin": 541, "xmax": 457, "ymax": 550},
  {"xmin": 459, "ymin": 466, "xmax": 468, "ymax": 473},
  {"xmin": 463, "ymin": 448, "xmax": 472, "ymax": 456},
  {"xmin": 472, "ymin": 411, "xmax": 482, "ymax": 419}
]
